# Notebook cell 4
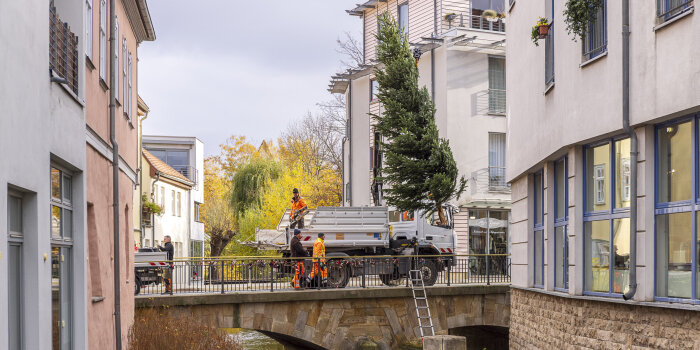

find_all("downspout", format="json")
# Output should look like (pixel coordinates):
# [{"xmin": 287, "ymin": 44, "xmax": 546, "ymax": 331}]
[
  {"xmin": 622, "ymin": 0, "xmax": 638, "ymax": 300},
  {"xmin": 341, "ymin": 136, "xmax": 346, "ymax": 205},
  {"xmin": 138, "ymin": 112, "xmax": 149, "ymax": 248},
  {"xmin": 348, "ymin": 81, "xmax": 353, "ymax": 206},
  {"xmin": 431, "ymin": 0, "xmax": 437, "ymax": 101},
  {"xmin": 108, "ymin": 0, "xmax": 122, "ymax": 347}
]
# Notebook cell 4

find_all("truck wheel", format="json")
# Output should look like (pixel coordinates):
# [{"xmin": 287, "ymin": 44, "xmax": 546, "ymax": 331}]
[
  {"xmin": 327, "ymin": 261, "xmax": 350, "ymax": 288},
  {"xmin": 134, "ymin": 276, "xmax": 141, "ymax": 295},
  {"xmin": 419, "ymin": 260, "xmax": 439, "ymax": 286},
  {"xmin": 379, "ymin": 268, "xmax": 402, "ymax": 286}
]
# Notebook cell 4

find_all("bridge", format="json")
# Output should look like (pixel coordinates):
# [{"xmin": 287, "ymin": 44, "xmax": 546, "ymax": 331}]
[{"xmin": 135, "ymin": 255, "xmax": 510, "ymax": 349}]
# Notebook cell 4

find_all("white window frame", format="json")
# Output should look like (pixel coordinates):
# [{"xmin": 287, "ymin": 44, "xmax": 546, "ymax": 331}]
[
  {"xmin": 99, "ymin": 0, "xmax": 107, "ymax": 81},
  {"xmin": 122, "ymin": 38, "xmax": 127, "ymax": 112},
  {"xmin": 594, "ymin": 164, "xmax": 606, "ymax": 205},
  {"xmin": 621, "ymin": 158, "xmax": 631, "ymax": 201},
  {"xmin": 127, "ymin": 52, "xmax": 133, "ymax": 120},
  {"xmin": 398, "ymin": 2, "xmax": 409, "ymax": 34},
  {"xmin": 176, "ymin": 192, "xmax": 181, "ymax": 217},
  {"xmin": 85, "ymin": 0, "xmax": 93, "ymax": 59},
  {"xmin": 114, "ymin": 17, "xmax": 119, "ymax": 100},
  {"xmin": 171, "ymin": 190, "xmax": 176, "ymax": 216}
]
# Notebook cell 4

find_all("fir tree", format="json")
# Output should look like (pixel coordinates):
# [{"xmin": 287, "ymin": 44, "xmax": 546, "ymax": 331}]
[{"xmin": 372, "ymin": 13, "xmax": 466, "ymax": 224}]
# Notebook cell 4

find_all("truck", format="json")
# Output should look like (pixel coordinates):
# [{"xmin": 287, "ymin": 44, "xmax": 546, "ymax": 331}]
[
  {"xmin": 264, "ymin": 206, "xmax": 459, "ymax": 288},
  {"xmin": 134, "ymin": 248, "xmax": 167, "ymax": 295}
]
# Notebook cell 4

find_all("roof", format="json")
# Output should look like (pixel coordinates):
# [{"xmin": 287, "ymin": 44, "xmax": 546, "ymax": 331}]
[
  {"xmin": 124, "ymin": 0, "xmax": 156, "ymax": 42},
  {"xmin": 142, "ymin": 149, "xmax": 193, "ymax": 187},
  {"xmin": 347, "ymin": 1, "xmax": 380, "ymax": 16}
]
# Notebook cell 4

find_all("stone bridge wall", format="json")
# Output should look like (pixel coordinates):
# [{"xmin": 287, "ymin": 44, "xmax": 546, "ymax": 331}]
[{"xmin": 136, "ymin": 285, "xmax": 510, "ymax": 349}]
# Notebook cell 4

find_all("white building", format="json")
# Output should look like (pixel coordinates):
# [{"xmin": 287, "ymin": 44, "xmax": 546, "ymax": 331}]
[
  {"xmin": 1, "ymin": 0, "xmax": 88, "ymax": 349},
  {"xmin": 330, "ymin": 0, "xmax": 510, "ymax": 255},
  {"xmin": 507, "ymin": 0, "xmax": 700, "ymax": 346},
  {"xmin": 142, "ymin": 136, "xmax": 205, "ymax": 258}
]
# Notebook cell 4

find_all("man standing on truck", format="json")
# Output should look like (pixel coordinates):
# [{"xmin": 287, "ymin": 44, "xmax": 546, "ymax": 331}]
[
  {"xmin": 307, "ymin": 232, "xmax": 327, "ymax": 287},
  {"xmin": 158, "ymin": 235, "xmax": 174, "ymax": 294},
  {"xmin": 290, "ymin": 229, "xmax": 309, "ymax": 289},
  {"xmin": 289, "ymin": 188, "xmax": 308, "ymax": 229}
]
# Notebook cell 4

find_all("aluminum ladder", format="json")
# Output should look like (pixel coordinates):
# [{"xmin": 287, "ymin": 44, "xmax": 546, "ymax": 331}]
[{"xmin": 409, "ymin": 269, "xmax": 434, "ymax": 338}]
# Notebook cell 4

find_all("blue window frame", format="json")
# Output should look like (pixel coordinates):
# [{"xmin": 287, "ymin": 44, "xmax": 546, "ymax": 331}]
[
  {"xmin": 533, "ymin": 170, "xmax": 545, "ymax": 288},
  {"xmin": 554, "ymin": 157, "xmax": 569, "ymax": 291},
  {"xmin": 654, "ymin": 114, "xmax": 700, "ymax": 304},
  {"xmin": 544, "ymin": 0, "xmax": 555, "ymax": 85},
  {"xmin": 657, "ymin": 0, "xmax": 694, "ymax": 22},
  {"xmin": 583, "ymin": 137, "xmax": 631, "ymax": 297},
  {"xmin": 582, "ymin": 0, "xmax": 607, "ymax": 61}
]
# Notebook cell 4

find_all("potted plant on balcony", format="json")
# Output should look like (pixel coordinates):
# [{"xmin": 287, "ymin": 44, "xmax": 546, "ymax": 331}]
[
  {"xmin": 563, "ymin": 0, "xmax": 603, "ymax": 41},
  {"xmin": 444, "ymin": 12, "xmax": 457, "ymax": 22},
  {"xmin": 142, "ymin": 194, "xmax": 164, "ymax": 216},
  {"xmin": 531, "ymin": 17, "xmax": 550, "ymax": 46},
  {"xmin": 483, "ymin": 9, "xmax": 499, "ymax": 22}
]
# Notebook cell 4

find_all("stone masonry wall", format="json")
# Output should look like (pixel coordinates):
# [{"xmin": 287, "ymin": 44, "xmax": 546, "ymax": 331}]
[{"xmin": 510, "ymin": 288, "xmax": 700, "ymax": 350}]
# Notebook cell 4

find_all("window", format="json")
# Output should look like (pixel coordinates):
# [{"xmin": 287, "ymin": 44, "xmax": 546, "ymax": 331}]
[
  {"xmin": 554, "ymin": 157, "xmax": 568, "ymax": 290},
  {"xmin": 654, "ymin": 117, "xmax": 699, "ymax": 301},
  {"xmin": 584, "ymin": 139, "xmax": 630, "ymax": 296},
  {"xmin": 99, "ymin": 0, "xmax": 106, "ymax": 81},
  {"xmin": 582, "ymin": 0, "xmax": 607, "ymax": 61},
  {"xmin": 468, "ymin": 210, "xmax": 510, "ymax": 276},
  {"xmin": 657, "ymin": 0, "xmax": 694, "ymax": 22},
  {"xmin": 533, "ymin": 170, "xmax": 544, "ymax": 287},
  {"xmin": 127, "ymin": 53, "xmax": 133, "ymax": 120},
  {"xmin": 51, "ymin": 166, "xmax": 73, "ymax": 349},
  {"xmin": 8, "ymin": 191, "xmax": 24, "ymax": 350},
  {"xmin": 370, "ymin": 79, "xmax": 379, "ymax": 102},
  {"xmin": 153, "ymin": 185, "xmax": 158, "ymax": 203},
  {"xmin": 171, "ymin": 190, "xmax": 176, "ymax": 216},
  {"xmin": 122, "ymin": 38, "xmax": 127, "ymax": 113},
  {"xmin": 545, "ymin": 0, "xmax": 555, "ymax": 86},
  {"xmin": 160, "ymin": 187, "xmax": 165, "ymax": 207},
  {"xmin": 176, "ymin": 192, "xmax": 181, "ymax": 217},
  {"xmin": 114, "ymin": 18, "xmax": 119, "ymax": 100},
  {"xmin": 471, "ymin": 0, "xmax": 506, "ymax": 31},
  {"xmin": 488, "ymin": 56, "xmax": 506, "ymax": 115},
  {"xmin": 85, "ymin": 0, "xmax": 93, "ymax": 59},
  {"xmin": 194, "ymin": 202, "xmax": 202, "ymax": 222},
  {"xmin": 488, "ymin": 133, "xmax": 507, "ymax": 190},
  {"xmin": 398, "ymin": 3, "xmax": 409, "ymax": 34}
]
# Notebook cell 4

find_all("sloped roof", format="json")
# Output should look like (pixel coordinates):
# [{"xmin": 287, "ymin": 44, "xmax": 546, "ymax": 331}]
[{"xmin": 142, "ymin": 149, "xmax": 193, "ymax": 187}]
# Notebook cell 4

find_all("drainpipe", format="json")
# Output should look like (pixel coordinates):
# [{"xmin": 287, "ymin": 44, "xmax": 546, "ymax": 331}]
[
  {"xmin": 622, "ymin": 0, "xmax": 638, "ymax": 301},
  {"xmin": 348, "ymin": 81, "xmax": 353, "ymax": 206},
  {"xmin": 151, "ymin": 174, "xmax": 160, "ymax": 247},
  {"xmin": 431, "ymin": 0, "xmax": 437, "ymax": 101},
  {"xmin": 342, "ymin": 136, "xmax": 346, "ymax": 205},
  {"xmin": 108, "ymin": 0, "xmax": 122, "ymax": 347},
  {"xmin": 138, "ymin": 112, "xmax": 149, "ymax": 248}
]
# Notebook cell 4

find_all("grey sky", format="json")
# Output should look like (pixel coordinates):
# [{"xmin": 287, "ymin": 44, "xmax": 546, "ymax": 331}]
[{"xmin": 138, "ymin": 1, "xmax": 359, "ymax": 156}]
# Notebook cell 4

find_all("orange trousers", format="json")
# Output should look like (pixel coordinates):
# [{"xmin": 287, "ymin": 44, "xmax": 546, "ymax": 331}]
[
  {"xmin": 309, "ymin": 261, "xmax": 327, "ymax": 280},
  {"xmin": 293, "ymin": 262, "xmax": 305, "ymax": 289}
]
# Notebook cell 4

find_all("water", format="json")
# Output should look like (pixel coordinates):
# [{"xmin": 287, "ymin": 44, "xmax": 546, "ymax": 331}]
[{"xmin": 224, "ymin": 328, "xmax": 309, "ymax": 350}]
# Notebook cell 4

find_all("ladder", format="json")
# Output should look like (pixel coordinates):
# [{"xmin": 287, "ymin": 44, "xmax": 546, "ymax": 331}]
[{"xmin": 409, "ymin": 269, "xmax": 434, "ymax": 338}]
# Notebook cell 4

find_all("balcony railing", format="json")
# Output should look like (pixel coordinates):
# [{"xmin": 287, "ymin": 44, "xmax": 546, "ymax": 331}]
[
  {"xmin": 172, "ymin": 165, "xmax": 198, "ymax": 186},
  {"xmin": 49, "ymin": 1, "xmax": 79, "ymax": 95},
  {"xmin": 488, "ymin": 89, "xmax": 506, "ymax": 115},
  {"xmin": 657, "ymin": 0, "xmax": 694, "ymax": 21},
  {"xmin": 471, "ymin": 167, "xmax": 511, "ymax": 194},
  {"xmin": 444, "ymin": 12, "xmax": 506, "ymax": 33}
]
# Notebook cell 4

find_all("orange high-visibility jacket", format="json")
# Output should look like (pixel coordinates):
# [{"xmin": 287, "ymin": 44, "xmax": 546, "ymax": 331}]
[
  {"xmin": 312, "ymin": 238, "xmax": 325, "ymax": 263},
  {"xmin": 290, "ymin": 197, "xmax": 307, "ymax": 219}
]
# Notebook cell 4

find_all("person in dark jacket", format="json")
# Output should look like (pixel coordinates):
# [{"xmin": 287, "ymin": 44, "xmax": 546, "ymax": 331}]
[
  {"xmin": 158, "ymin": 235, "xmax": 174, "ymax": 293},
  {"xmin": 290, "ymin": 229, "xmax": 308, "ymax": 289}
]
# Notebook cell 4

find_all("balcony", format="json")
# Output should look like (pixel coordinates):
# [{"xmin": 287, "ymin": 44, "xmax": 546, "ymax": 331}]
[
  {"xmin": 475, "ymin": 89, "xmax": 507, "ymax": 116},
  {"xmin": 443, "ymin": 12, "xmax": 506, "ymax": 33},
  {"xmin": 172, "ymin": 165, "xmax": 198, "ymax": 186},
  {"xmin": 49, "ymin": 1, "xmax": 79, "ymax": 95},
  {"xmin": 471, "ymin": 167, "xmax": 511, "ymax": 194}
]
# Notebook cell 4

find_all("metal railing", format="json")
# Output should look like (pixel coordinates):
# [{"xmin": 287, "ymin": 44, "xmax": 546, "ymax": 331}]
[
  {"xmin": 471, "ymin": 167, "xmax": 511, "ymax": 194},
  {"xmin": 172, "ymin": 165, "xmax": 198, "ymax": 186},
  {"xmin": 582, "ymin": 5, "xmax": 607, "ymax": 61},
  {"xmin": 657, "ymin": 0, "xmax": 694, "ymax": 20},
  {"xmin": 488, "ymin": 89, "xmax": 506, "ymax": 115},
  {"xmin": 444, "ymin": 12, "xmax": 506, "ymax": 33},
  {"xmin": 134, "ymin": 254, "xmax": 510, "ymax": 296},
  {"xmin": 49, "ymin": 1, "xmax": 79, "ymax": 95}
]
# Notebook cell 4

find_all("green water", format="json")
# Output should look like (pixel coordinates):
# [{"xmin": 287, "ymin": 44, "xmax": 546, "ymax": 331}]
[{"xmin": 223, "ymin": 328, "xmax": 308, "ymax": 350}]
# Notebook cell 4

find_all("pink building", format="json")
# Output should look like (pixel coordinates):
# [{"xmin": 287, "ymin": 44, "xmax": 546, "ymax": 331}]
[{"xmin": 84, "ymin": 0, "xmax": 155, "ymax": 348}]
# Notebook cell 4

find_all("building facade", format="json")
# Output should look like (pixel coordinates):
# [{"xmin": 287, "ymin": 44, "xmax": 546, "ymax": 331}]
[
  {"xmin": 507, "ymin": 0, "xmax": 700, "ymax": 347},
  {"xmin": 83, "ymin": 0, "xmax": 154, "ymax": 349},
  {"xmin": 1, "ymin": 1, "xmax": 88, "ymax": 349},
  {"xmin": 331, "ymin": 0, "xmax": 510, "ymax": 256},
  {"xmin": 142, "ymin": 136, "xmax": 205, "ymax": 258}
]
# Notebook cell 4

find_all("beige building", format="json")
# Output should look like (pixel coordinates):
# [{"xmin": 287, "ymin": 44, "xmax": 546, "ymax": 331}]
[
  {"xmin": 507, "ymin": 0, "xmax": 700, "ymax": 347},
  {"xmin": 331, "ymin": 0, "xmax": 510, "ymax": 256}
]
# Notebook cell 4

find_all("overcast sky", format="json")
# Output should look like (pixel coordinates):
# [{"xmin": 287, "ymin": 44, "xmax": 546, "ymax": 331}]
[{"xmin": 138, "ymin": 1, "xmax": 359, "ymax": 156}]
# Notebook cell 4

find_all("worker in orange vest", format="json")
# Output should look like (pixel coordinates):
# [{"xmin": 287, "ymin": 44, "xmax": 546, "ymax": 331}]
[
  {"xmin": 289, "ymin": 188, "xmax": 308, "ymax": 229},
  {"xmin": 307, "ymin": 232, "xmax": 327, "ymax": 287}
]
